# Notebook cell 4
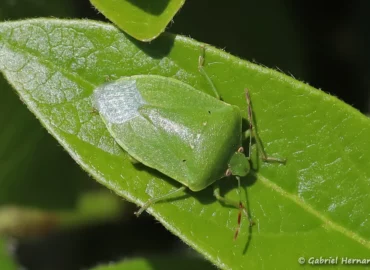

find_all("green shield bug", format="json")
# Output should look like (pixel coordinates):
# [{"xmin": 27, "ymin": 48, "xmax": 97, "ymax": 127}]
[{"xmin": 93, "ymin": 47, "xmax": 285, "ymax": 239}]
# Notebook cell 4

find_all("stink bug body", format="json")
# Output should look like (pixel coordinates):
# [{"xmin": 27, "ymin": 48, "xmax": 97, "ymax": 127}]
[{"xmin": 93, "ymin": 48, "xmax": 285, "ymax": 239}]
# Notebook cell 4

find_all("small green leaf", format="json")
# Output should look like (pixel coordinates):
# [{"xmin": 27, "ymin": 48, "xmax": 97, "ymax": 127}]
[
  {"xmin": 0, "ymin": 190, "xmax": 123, "ymax": 237},
  {"xmin": 90, "ymin": 0, "xmax": 185, "ymax": 41},
  {"xmin": 0, "ymin": 238, "xmax": 18, "ymax": 270},
  {"xmin": 91, "ymin": 256, "xmax": 214, "ymax": 270},
  {"xmin": 1, "ymin": 19, "xmax": 370, "ymax": 269}
]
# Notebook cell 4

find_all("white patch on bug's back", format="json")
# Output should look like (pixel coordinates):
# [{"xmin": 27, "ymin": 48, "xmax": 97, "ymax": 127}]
[
  {"xmin": 147, "ymin": 109, "xmax": 196, "ymax": 144},
  {"xmin": 93, "ymin": 80, "xmax": 145, "ymax": 124}
]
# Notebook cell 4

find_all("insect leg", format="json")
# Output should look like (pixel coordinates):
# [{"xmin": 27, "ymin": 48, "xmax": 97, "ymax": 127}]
[
  {"xmin": 245, "ymin": 88, "xmax": 286, "ymax": 164},
  {"xmin": 198, "ymin": 45, "xmax": 221, "ymax": 100},
  {"xmin": 135, "ymin": 186, "xmax": 187, "ymax": 217}
]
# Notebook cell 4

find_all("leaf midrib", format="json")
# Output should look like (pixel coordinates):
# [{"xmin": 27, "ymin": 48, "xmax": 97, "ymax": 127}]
[{"xmin": 257, "ymin": 173, "xmax": 370, "ymax": 249}]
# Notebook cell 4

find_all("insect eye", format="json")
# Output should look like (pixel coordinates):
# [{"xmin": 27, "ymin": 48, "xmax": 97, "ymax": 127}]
[
  {"xmin": 237, "ymin": 147, "xmax": 244, "ymax": 153},
  {"xmin": 225, "ymin": 168, "xmax": 232, "ymax": 177}
]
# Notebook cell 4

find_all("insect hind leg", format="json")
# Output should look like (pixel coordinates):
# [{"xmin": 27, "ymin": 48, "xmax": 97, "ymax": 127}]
[
  {"xmin": 135, "ymin": 186, "xmax": 187, "ymax": 216},
  {"xmin": 198, "ymin": 45, "xmax": 221, "ymax": 100}
]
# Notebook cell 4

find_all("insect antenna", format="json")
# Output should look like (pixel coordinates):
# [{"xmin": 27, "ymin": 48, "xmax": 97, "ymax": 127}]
[
  {"xmin": 234, "ymin": 202, "xmax": 243, "ymax": 240},
  {"xmin": 233, "ymin": 176, "xmax": 254, "ymax": 240},
  {"xmin": 234, "ymin": 176, "xmax": 243, "ymax": 240}
]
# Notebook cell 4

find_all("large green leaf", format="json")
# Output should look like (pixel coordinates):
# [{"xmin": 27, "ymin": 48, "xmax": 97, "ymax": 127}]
[
  {"xmin": 90, "ymin": 0, "xmax": 185, "ymax": 41},
  {"xmin": 91, "ymin": 256, "xmax": 215, "ymax": 270},
  {"xmin": 0, "ymin": 19, "xmax": 369, "ymax": 269}
]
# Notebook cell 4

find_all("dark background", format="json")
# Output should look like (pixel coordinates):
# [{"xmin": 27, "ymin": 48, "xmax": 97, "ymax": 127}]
[{"xmin": 1, "ymin": 0, "xmax": 369, "ymax": 269}]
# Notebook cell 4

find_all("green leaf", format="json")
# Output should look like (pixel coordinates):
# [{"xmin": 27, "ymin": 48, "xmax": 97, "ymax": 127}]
[
  {"xmin": 0, "ymin": 190, "xmax": 123, "ymax": 237},
  {"xmin": 0, "ymin": 238, "xmax": 18, "ymax": 270},
  {"xmin": 58, "ymin": 190, "xmax": 124, "ymax": 228},
  {"xmin": 91, "ymin": 256, "xmax": 214, "ymax": 270},
  {"xmin": 0, "ymin": 19, "xmax": 370, "ymax": 270},
  {"xmin": 90, "ymin": 0, "xmax": 185, "ymax": 41}
]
